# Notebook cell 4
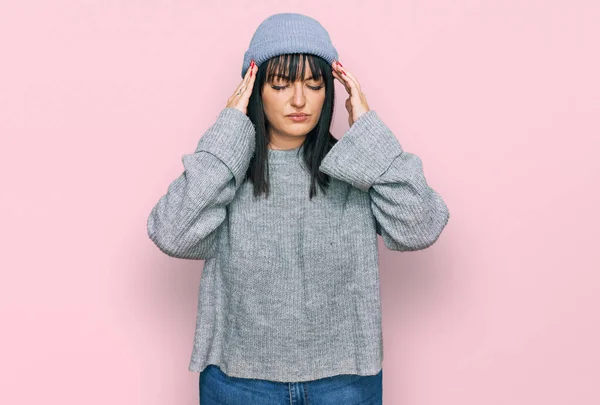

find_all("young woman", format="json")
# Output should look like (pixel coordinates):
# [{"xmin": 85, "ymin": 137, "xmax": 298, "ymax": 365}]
[{"xmin": 147, "ymin": 12, "xmax": 450, "ymax": 404}]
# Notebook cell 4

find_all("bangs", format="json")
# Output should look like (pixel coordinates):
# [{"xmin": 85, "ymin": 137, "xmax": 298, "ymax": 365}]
[{"xmin": 265, "ymin": 53, "xmax": 325, "ymax": 83}]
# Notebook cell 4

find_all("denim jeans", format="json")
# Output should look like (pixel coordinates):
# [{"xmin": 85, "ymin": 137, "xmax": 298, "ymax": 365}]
[{"xmin": 199, "ymin": 364, "xmax": 383, "ymax": 404}]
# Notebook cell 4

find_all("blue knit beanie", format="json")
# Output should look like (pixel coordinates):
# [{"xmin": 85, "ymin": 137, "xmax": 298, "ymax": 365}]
[{"xmin": 241, "ymin": 13, "xmax": 339, "ymax": 78}]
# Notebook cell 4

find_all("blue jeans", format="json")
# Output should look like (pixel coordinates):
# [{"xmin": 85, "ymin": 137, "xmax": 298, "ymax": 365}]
[{"xmin": 199, "ymin": 364, "xmax": 383, "ymax": 404}]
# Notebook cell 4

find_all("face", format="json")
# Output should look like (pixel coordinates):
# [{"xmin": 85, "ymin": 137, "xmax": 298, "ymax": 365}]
[{"xmin": 261, "ymin": 63, "xmax": 326, "ymax": 145}]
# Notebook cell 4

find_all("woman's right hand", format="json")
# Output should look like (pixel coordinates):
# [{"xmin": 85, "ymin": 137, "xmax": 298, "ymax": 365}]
[{"xmin": 226, "ymin": 60, "xmax": 258, "ymax": 115}]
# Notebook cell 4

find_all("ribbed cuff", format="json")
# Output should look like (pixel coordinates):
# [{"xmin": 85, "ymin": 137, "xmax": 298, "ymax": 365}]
[
  {"xmin": 195, "ymin": 107, "xmax": 256, "ymax": 187},
  {"xmin": 319, "ymin": 110, "xmax": 404, "ymax": 192}
]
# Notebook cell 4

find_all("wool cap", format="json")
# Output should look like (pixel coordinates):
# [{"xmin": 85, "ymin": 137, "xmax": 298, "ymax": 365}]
[{"xmin": 241, "ymin": 12, "xmax": 339, "ymax": 78}]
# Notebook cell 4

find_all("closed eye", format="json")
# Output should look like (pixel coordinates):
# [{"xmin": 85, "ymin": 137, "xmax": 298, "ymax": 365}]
[{"xmin": 271, "ymin": 84, "xmax": 324, "ymax": 91}]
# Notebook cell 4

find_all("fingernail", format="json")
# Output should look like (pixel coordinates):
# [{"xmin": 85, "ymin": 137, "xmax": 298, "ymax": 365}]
[
  {"xmin": 337, "ymin": 61, "xmax": 344, "ymax": 67},
  {"xmin": 342, "ymin": 70, "xmax": 347, "ymax": 76}
]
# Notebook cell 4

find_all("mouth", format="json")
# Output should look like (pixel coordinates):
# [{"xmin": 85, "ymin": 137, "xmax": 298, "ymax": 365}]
[{"xmin": 287, "ymin": 114, "xmax": 310, "ymax": 122}]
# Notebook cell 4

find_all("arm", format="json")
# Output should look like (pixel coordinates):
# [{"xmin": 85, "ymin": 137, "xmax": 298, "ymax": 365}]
[
  {"xmin": 319, "ymin": 110, "xmax": 449, "ymax": 251},
  {"xmin": 147, "ymin": 107, "xmax": 255, "ymax": 260}
]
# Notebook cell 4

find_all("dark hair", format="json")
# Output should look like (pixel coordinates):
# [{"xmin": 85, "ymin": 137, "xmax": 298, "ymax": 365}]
[{"xmin": 245, "ymin": 53, "xmax": 338, "ymax": 199}]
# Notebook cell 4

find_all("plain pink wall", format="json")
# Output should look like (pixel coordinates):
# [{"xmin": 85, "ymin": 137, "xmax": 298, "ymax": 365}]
[{"xmin": 1, "ymin": 1, "xmax": 599, "ymax": 404}]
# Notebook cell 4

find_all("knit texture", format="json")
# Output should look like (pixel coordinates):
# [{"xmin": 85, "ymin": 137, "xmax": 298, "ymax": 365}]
[
  {"xmin": 241, "ymin": 13, "xmax": 339, "ymax": 78},
  {"xmin": 147, "ymin": 107, "xmax": 450, "ymax": 382}
]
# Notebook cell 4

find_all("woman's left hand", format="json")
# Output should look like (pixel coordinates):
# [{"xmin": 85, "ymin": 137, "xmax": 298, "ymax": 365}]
[{"xmin": 332, "ymin": 60, "xmax": 371, "ymax": 127}]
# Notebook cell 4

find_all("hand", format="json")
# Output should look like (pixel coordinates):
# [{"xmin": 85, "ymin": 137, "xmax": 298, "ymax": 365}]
[
  {"xmin": 331, "ymin": 60, "xmax": 371, "ymax": 127},
  {"xmin": 226, "ymin": 60, "xmax": 258, "ymax": 115}
]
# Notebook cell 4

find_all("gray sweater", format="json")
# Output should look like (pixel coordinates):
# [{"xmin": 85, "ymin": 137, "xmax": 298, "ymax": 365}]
[{"xmin": 147, "ymin": 107, "xmax": 450, "ymax": 383}]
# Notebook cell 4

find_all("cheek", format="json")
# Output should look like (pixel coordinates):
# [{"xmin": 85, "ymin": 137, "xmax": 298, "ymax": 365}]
[
  {"xmin": 310, "ymin": 89, "xmax": 326, "ymax": 102},
  {"xmin": 261, "ymin": 95, "xmax": 283, "ymax": 126},
  {"xmin": 261, "ymin": 95, "xmax": 276, "ymax": 116},
  {"xmin": 262, "ymin": 91, "xmax": 285, "ymax": 110}
]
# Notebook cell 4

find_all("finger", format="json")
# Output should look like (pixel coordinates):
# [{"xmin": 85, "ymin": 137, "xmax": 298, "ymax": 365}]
[
  {"xmin": 239, "ymin": 64, "xmax": 258, "ymax": 98},
  {"xmin": 334, "ymin": 62, "xmax": 362, "ymax": 92},
  {"xmin": 245, "ymin": 63, "xmax": 258, "ymax": 94},
  {"xmin": 332, "ymin": 69, "xmax": 351, "ymax": 94},
  {"xmin": 332, "ymin": 63, "xmax": 356, "ymax": 95},
  {"xmin": 231, "ymin": 77, "xmax": 247, "ymax": 100},
  {"xmin": 233, "ymin": 62, "xmax": 255, "ymax": 98},
  {"xmin": 339, "ymin": 72, "xmax": 361, "ymax": 102},
  {"xmin": 339, "ymin": 70, "xmax": 361, "ymax": 97},
  {"xmin": 240, "ymin": 63, "xmax": 254, "ymax": 91}
]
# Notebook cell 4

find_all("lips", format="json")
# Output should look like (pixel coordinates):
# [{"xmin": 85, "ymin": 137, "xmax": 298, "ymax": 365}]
[{"xmin": 287, "ymin": 113, "xmax": 309, "ymax": 117}]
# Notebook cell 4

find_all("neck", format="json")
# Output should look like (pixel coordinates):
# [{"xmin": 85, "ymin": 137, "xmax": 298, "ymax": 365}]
[{"xmin": 267, "ymin": 129, "xmax": 306, "ymax": 150}]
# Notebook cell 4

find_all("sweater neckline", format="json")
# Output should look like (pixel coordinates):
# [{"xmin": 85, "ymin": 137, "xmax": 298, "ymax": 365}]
[{"xmin": 267, "ymin": 144, "xmax": 304, "ymax": 164}]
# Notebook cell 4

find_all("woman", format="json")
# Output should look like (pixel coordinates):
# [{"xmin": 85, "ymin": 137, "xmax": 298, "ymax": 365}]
[{"xmin": 147, "ymin": 12, "xmax": 450, "ymax": 404}]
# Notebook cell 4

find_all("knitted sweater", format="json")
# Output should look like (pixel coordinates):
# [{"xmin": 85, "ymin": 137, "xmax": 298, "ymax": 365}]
[{"xmin": 146, "ymin": 107, "xmax": 450, "ymax": 383}]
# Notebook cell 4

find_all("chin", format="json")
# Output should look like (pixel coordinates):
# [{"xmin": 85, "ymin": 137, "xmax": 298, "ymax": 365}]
[
  {"xmin": 288, "ymin": 122, "xmax": 316, "ymax": 131},
  {"xmin": 287, "ymin": 128, "xmax": 312, "ymax": 136}
]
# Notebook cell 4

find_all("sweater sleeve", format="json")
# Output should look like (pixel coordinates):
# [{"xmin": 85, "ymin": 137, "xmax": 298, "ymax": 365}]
[
  {"xmin": 318, "ymin": 110, "xmax": 450, "ymax": 251},
  {"xmin": 147, "ymin": 107, "xmax": 256, "ymax": 260}
]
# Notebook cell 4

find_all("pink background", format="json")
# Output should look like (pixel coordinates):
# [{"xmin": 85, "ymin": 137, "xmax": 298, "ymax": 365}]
[{"xmin": 1, "ymin": 1, "xmax": 599, "ymax": 404}]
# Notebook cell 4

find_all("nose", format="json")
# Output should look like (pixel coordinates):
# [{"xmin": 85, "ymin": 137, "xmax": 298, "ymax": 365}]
[{"xmin": 290, "ymin": 82, "xmax": 307, "ymax": 108}]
